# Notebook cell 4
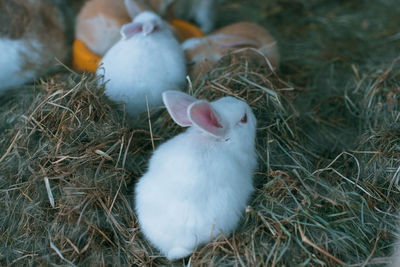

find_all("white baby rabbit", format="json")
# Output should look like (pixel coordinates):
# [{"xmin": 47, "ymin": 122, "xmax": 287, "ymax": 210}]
[
  {"xmin": 182, "ymin": 22, "xmax": 279, "ymax": 79},
  {"xmin": 135, "ymin": 90, "xmax": 257, "ymax": 260},
  {"xmin": 0, "ymin": 0, "xmax": 72, "ymax": 95},
  {"xmin": 97, "ymin": 2, "xmax": 187, "ymax": 116}
]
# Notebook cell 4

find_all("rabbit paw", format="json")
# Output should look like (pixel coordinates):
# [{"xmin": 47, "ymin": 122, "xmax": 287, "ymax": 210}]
[{"xmin": 167, "ymin": 247, "xmax": 192, "ymax": 260}]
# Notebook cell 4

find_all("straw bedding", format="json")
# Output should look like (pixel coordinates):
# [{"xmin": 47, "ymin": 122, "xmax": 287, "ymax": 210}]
[{"xmin": 1, "ymin": 0, "xmax": 400, "ymax": 266}]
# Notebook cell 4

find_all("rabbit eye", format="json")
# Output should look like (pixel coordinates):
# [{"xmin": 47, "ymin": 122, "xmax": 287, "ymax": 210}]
[{"xmin": 240, "ymin": 113, "xmax": 247, "ymax": 123}]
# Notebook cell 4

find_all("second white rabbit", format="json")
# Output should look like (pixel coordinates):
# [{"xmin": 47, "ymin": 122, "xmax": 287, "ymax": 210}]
[{"xmin": 97, "ymin": 3, "xmax": 186, "ymax": 116}]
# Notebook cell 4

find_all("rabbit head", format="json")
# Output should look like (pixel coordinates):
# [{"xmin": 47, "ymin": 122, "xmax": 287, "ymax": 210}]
[
  {"xmin": 183, "ymin": 34, "xmax": 261, "ymax": 78},
  {"xmin": 121, "ymin": 10, "xmax": 167, "ymax": 39},
  {"xmin": 183, "ymin": 22, "xmax": 280, "ymax": 79},
  {"xmin": 162, "ymin": 90, "xmax": 256, "ymax": 147}
]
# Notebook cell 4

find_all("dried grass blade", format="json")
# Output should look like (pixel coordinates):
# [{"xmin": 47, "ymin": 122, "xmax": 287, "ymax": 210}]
[{"xmin": 44, "ymin": 176, "xmax": 55, "ymax": 208}]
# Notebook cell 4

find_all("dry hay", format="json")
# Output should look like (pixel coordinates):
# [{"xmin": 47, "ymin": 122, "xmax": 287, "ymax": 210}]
[
  {"xmin": 1, "ymin": 0, "xmax": 400, "ymax": 266},
  {"xmin": 0, "ymin": 50, "xmax": 397, "ymax": 267},
  {"xmin": 0, "ymin": 73, "xmax": 150, "ymax": 265},
  {"xmin": 0, "ymin": 51, "xmax": 296, "ymax": 266}
]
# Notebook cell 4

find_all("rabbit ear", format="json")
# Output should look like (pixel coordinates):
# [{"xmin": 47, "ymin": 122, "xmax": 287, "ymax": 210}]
[
  {"xmin": 142, "ymin": 21, "xmax": 157, "ymax": 35},
  {"xmin": 121, "ymin": 21, "xmax": 157, "ymax": 39},
  {"xmin": 182, "ymin": 38, "xmax": 204, "ymax": 50},
  {"xmin": 163, "ymin": 91, "xmax": 197, "ymax": 127},
  {"xmin": 124, "ymin": 0, "xmax": 143, "ymax": 19},
  {"xmin": 120, "ymin": 22, "xmax": 143, "ymax": 39},
  {"xmin": 212, "ymin": 34, "xmax": 260, "ymax": 48},
  {"xmin": 189, "ymin": 101, "xmax": 226, "ymax": 137}
]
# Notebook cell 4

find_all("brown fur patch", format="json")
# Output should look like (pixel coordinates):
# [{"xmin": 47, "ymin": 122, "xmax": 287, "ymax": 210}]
[
  {"xmin": 0, "ymin": 0, "xmax": 72, "ymax": 75},
  {"xmin": 0, "ymin": 0, "xmax": 32, "ymax": 39}
]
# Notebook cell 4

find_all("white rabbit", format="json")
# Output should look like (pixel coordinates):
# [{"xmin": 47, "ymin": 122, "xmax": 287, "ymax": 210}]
[
  {"xmin": 135, "ymin": 90, "xmax": 257, "ymax": 260},
  {"xmin": 0, "ymin": 0, "xmax": 72, "ymax": 95},
  {"xmin": 97, "ymin": 1, "xmax": 187, "ymax": 116}
]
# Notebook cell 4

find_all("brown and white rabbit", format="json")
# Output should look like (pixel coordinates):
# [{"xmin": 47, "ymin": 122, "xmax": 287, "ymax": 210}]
[
  {"xmin": 182, "ymin": 22, "xmax": 279, "ymax": 79},
  {"xmin": 75, "ymin": 0, "xmax": 223, "ymax": 57},
  {"xmin": 76, "ymin": 0, "xmax": 134, "ymax": 56},
  {"xmin": 75, "ymin": 0, "xmax": 176, "ymax": 56},
  {"xmin": 0, "ymin": 0, "xmax": 72, "ymax": 94}
]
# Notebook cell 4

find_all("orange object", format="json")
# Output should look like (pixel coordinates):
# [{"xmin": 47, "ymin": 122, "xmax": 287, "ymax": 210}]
[
  {"xmin": 72, "ymin": 19, "xmax": 203, "ymax": 73},
  {"xmin": 171, "ymin": 18, "xmax": 204, "ymax": 40},
  {"xmin": 72, "ymin": 39, "xmax": 102, "ymax": 73}
]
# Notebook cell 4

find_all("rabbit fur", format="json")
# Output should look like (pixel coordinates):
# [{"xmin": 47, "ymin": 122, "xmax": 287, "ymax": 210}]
[
  {"xmin": 0, "ymin": 0, "xmax": 72, "ymax": 95},
  {"xmin": 182, "ymin": 22, "xmax": 279, "ymax": 79},
  {"xmin": 75, "ymin": 0, "xmax": 223, "ymax": 57},
  {"xmin": 75, "ymin": 0, "xmax": 132, "ymax": 56},
  {"xmin": 135, "ymin": 90, "xmax": 257, "ymax": 260},
  {"xmin": 75, "ymin": 0, "xmax": 169, "ymax": 56},
  {"xmin": 97, "ymin": 9, "xmax": 186, "ymax": 116}
]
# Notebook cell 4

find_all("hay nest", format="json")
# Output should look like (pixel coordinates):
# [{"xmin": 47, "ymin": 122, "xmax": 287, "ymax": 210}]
[
  {"xmin": 0, "ymin": 51, "xmax": 295, "ymax": 265},
  {"xmin": 1, "ymin": 0, "xmax": 400, "ymax": 266},
  {"xmin": 1, "ymin": 50, "xmax": 398, "ymax": 266}
]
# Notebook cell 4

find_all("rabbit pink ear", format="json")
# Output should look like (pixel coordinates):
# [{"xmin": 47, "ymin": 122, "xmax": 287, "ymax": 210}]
[
  {"xmin": 120, "ymin": 22, "xmax": 143, "ymax": 39},
  {"xmin": 212, "ymin": 34, "xmax": 260, "ymax": 48},
  {"xmin": 162, "ymin": 91, "xmax": 197, "ymax": 127},
  {"xmin": 189, "ymin": 101, "xmax": 226, "ymax": 137},
  {"xmin": 121, "ymin": 21, "xmax": 157, "ymax": 39}
]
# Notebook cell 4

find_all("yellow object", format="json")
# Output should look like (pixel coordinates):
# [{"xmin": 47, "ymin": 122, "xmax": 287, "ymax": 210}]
[
  {"xmin": 171, "ymin": 19, "xmax": 204, "ymax": 40},
  {"xmin": 72, "ymin": 19, "xmax": 204, "ymax": 73},
  {"xmin": 72, "ymin": 39, "xmax": 102, "ymax": 73}
]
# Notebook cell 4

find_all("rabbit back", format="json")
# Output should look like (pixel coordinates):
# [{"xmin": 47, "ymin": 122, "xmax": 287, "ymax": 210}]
[
  {"xmin": 135, "ymin": 130, "xmax": 256, "ymax": 259},
  {"xmin": 99, "ymin": 31, "xmax": 186, "ymax": 115}
]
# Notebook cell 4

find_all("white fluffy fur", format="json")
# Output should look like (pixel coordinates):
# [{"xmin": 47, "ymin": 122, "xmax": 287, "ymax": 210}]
[
  {"xmin": 135, "ymin": 93, "xmax": 257, "ymax": 260},
  {"xmin": 0, "ymin": 38, "xmax": 40, "ymax": 95},
  {"xmin": 97, "ymin": 11, "xmax": 186, "ymax": 116}
]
